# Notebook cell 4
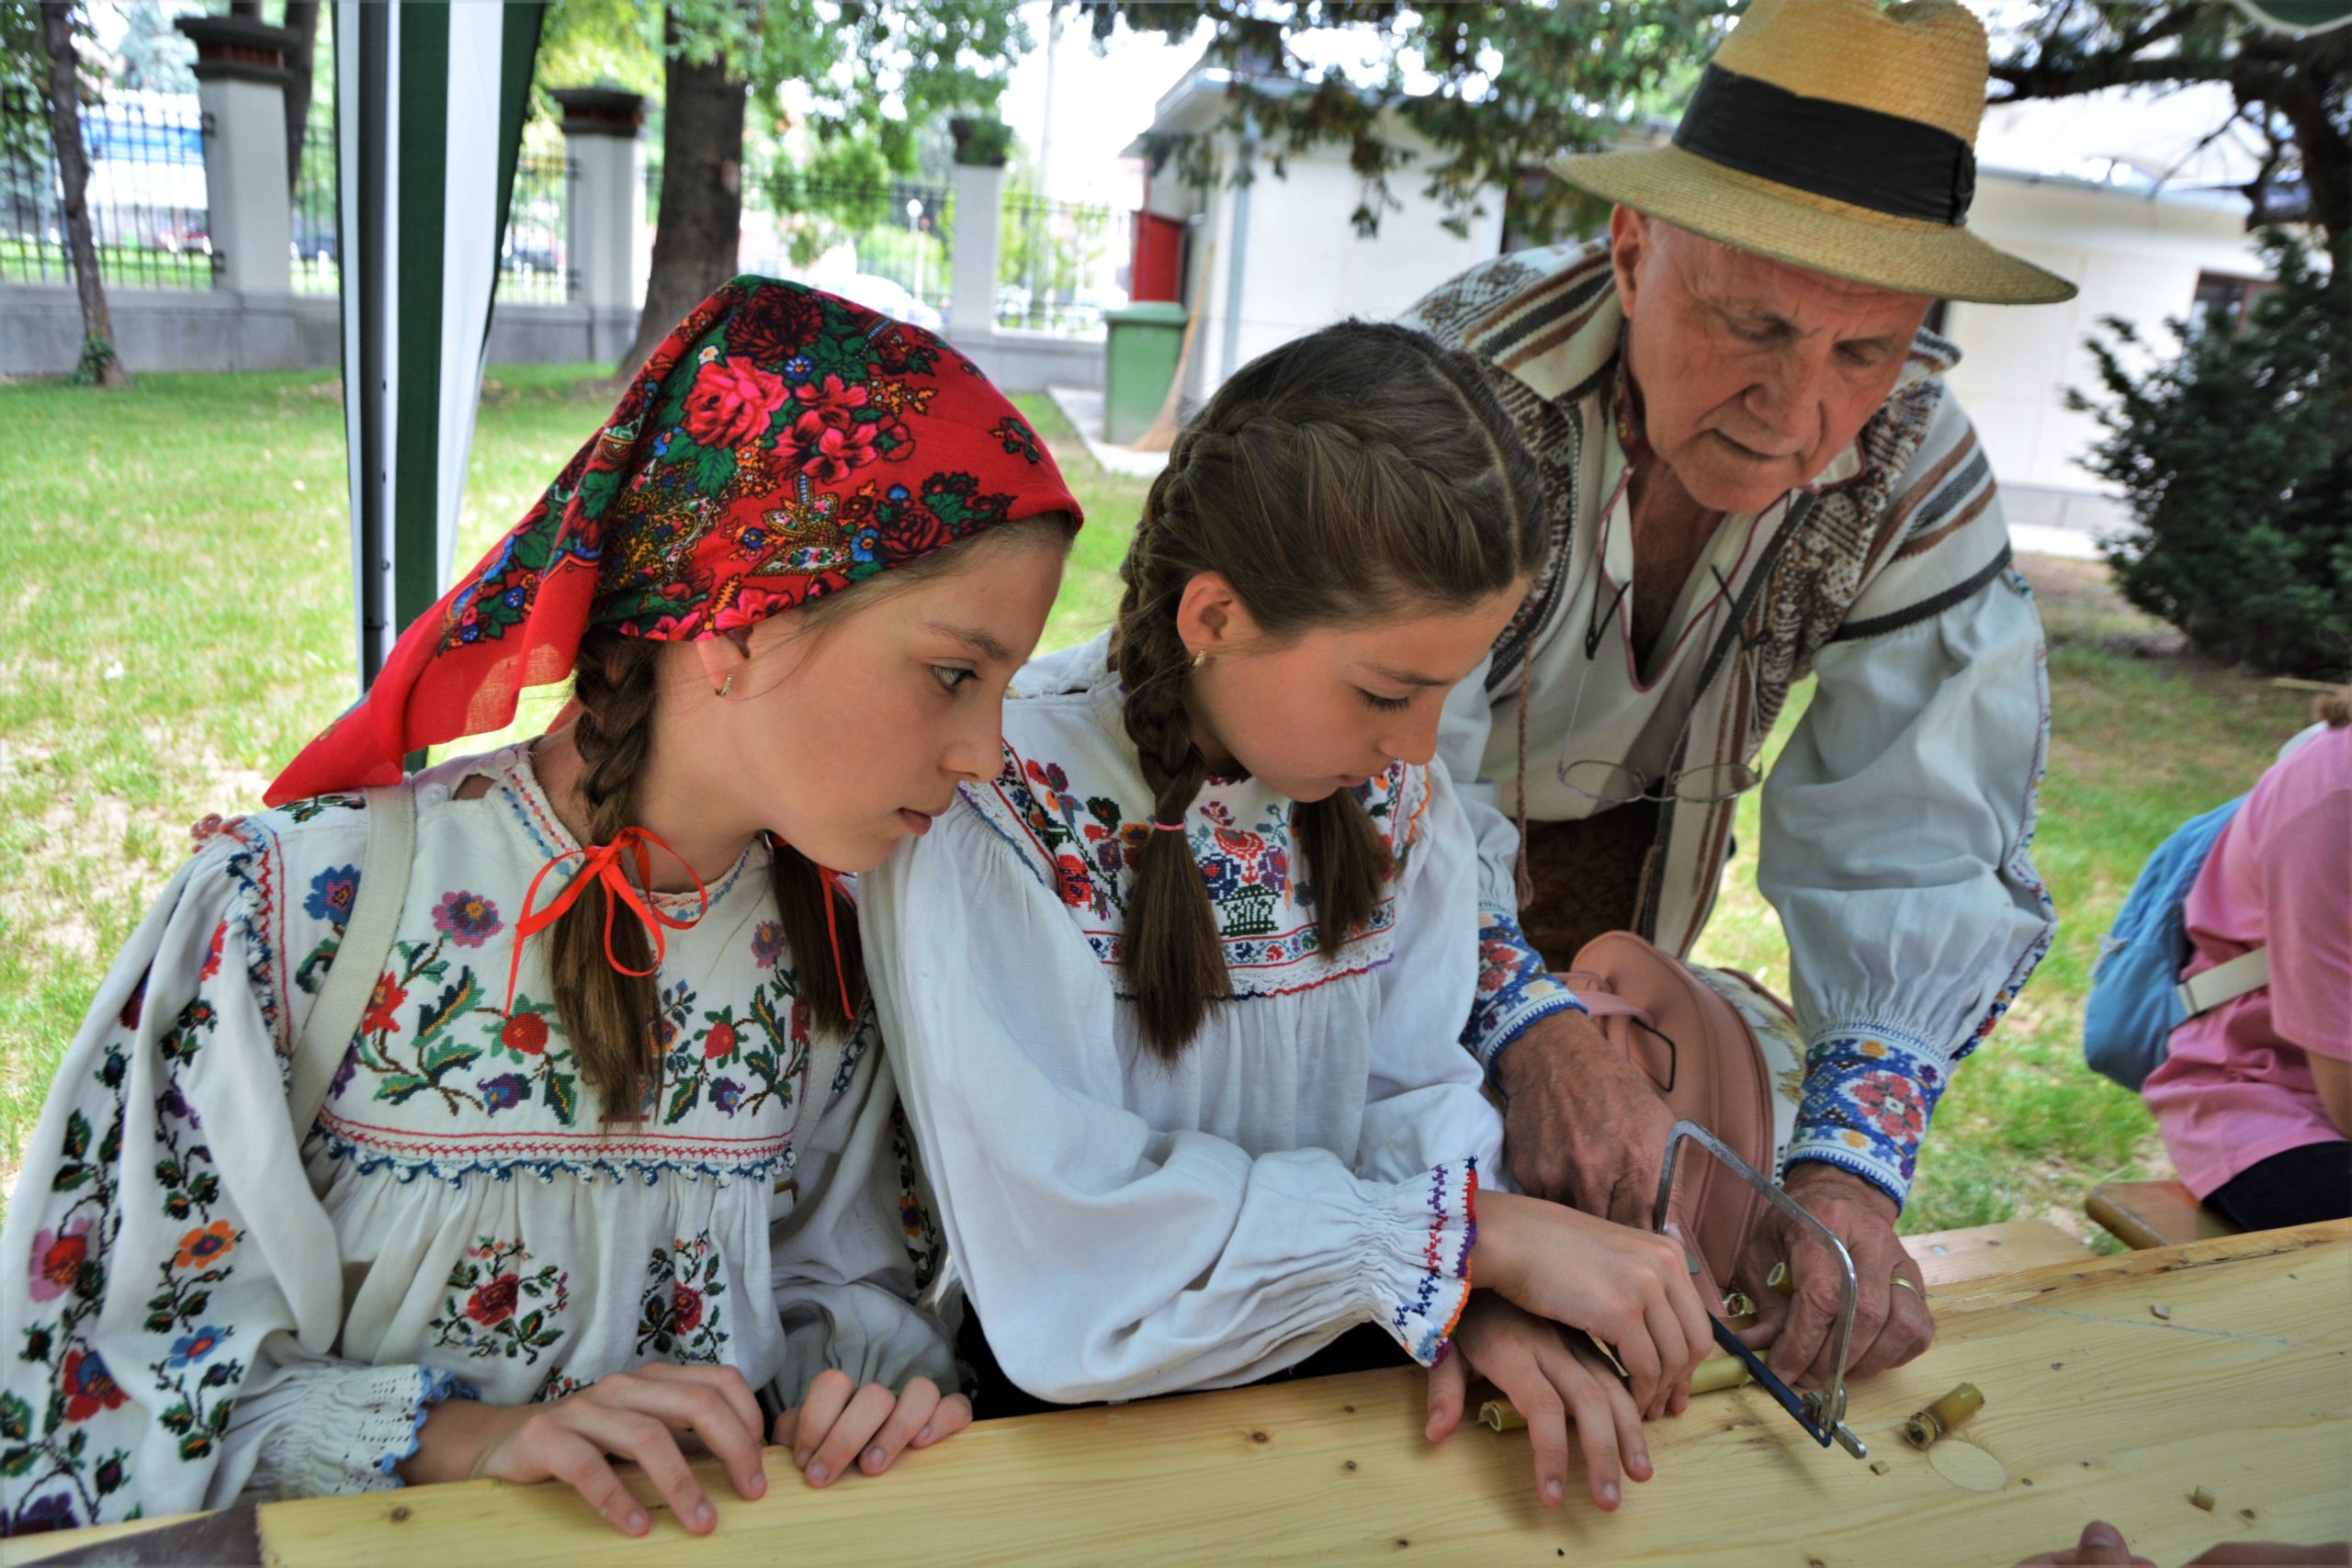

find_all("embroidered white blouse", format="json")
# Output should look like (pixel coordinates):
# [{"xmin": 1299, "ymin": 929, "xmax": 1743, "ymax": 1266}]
[
  {"xmin": 0, "ymin": 745, "xmax": 951, "ymax": 1535},
  {"xmin": 860, "ymin": 635, "xmax": 1502, "ymax": 1406}
]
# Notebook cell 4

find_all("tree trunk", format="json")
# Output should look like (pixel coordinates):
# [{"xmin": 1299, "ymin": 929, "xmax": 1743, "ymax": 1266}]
[
  {"xmin": 617, "ymin": 5, "xmax": 750, "ymax": 376},
  {"xmin": 282, "ymin": 0, "xmax": 320, "ymax": 201},
  {"xmin": 40, "ymin": 1, "xmax": 128, "ymax": 388}
]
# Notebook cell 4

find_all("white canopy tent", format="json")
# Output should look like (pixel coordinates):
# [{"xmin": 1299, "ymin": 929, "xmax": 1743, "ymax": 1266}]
[{"xmin": 334, "ymin": 0, "xmax": 545, "ymax": 697}]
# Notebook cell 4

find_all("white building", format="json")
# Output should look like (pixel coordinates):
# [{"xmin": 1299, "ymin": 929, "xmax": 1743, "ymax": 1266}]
[{"xmin": 1124, "ymin": 63, "xmax": 1508, "ymax": 408}]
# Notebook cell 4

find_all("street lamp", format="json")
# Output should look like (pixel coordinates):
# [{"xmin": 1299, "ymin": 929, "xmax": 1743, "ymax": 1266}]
[{"xmin": 906, "ymin": 197, "xmax": 925, "ymax": 310}]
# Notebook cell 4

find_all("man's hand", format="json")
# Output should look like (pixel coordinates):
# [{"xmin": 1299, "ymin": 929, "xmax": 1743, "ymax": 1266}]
[
  {"xmin": 1499, "ymin": 1008, "xmax": 1678, "ymax": 1227},
  {"xmin": 1736, "ymin": 1163, "xmax": 1932, "ymax": 1386}
]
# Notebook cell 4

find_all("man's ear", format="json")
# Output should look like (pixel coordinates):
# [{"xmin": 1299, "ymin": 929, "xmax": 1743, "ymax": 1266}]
[
  {"xmin": 693, "ymin": 627, "xmax": 754, "ymax": 695},
  {"xmin": 1173, "ymin": 571, "xmax": 1259, "ymax": 658},
  {"xmin": 1608, "ymin": 204, "xmax": 1650, "ymax": 318}
]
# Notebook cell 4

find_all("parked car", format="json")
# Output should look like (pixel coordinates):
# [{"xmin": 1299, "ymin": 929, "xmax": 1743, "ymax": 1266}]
[
  {"xmin": 826, "ymin": 272, "xmax": 944, "ymax": 334},
  {"xmin": 292, "ymin": 213, "xmax": 337, "ymax": 264},
  {"xmin": 502, "ymin": 223, "xmax": 562, "ymax": 275}
]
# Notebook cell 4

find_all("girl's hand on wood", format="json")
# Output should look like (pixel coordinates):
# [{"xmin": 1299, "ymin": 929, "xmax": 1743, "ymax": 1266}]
[
  {"xmin": 773, "ymin": 1371, "xmax": 972, "ymax": 1486},
  {"xmin": 1425, "ymin": 1294, "xmax": 1653, "ymax": 1511},
  {"xmin": 413, "ymin": 1362, "xmax": 770, "ymax": 1537},
  {"xmin": 1472, "ymin": 1190, "xmax": 1713, "ymax": 1418}
]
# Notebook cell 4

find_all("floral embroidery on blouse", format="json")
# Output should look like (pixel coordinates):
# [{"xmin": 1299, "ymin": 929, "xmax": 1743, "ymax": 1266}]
[
  {"xmin": 888, "ymin": 1105, "xmax": 943, "ymax": 1293},
  {"xmin": 633, "ymin": 1233, "xmax": 728, "ymax": 1363},
  {"xmin": 429, "ymin": 1237, "xmax": 571, "ymax": 1366},
  {"xmin": 968, "ymin": 745, "xmax": 1431, "ymax": 999},
  {"xmin": 3, "ymin": 818, "xmax": 300, "ymax": 1525},
  {"xmin": 5, "ymin": 754, "xmax": 938, "ymax": 1537}
]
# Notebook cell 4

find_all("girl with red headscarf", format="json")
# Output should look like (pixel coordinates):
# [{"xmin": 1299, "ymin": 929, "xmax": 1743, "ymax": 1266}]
[{"xmin": 0, "ymin": 279, "xmax": 1080, "ymax": 1540}]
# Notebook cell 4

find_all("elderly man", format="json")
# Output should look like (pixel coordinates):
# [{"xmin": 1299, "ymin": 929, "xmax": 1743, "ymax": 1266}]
[{"xmin": 1405, "ymin": 0, "xmax": 2070, "ymax": 1391}]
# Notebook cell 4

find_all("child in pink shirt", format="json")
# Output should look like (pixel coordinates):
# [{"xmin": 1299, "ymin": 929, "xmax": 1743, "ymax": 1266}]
[{"xmin": 2143, "ymin": 700, "xmax": 2352, "ymax": 1230}]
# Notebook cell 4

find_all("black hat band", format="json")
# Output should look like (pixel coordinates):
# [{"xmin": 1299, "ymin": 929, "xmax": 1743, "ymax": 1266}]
[{"xmin": 1670, "ymin": 63, "xmax": 1976, "ymax": 226}]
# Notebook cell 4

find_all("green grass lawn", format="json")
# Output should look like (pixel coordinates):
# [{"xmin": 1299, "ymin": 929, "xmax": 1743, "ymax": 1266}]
[{"xmin": 0, "ymin": 367, "xmax": 2318, "ymax": 1247}]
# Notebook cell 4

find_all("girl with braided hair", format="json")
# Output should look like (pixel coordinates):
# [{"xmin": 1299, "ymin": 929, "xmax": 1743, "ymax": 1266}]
[
  {"xmin": 864, "ymin": 321, "xmax": 1714, "ymax": 1513},
  {"xmin": 1, "ymin": 280, "xmax": 1079, "ymax": 1539}
]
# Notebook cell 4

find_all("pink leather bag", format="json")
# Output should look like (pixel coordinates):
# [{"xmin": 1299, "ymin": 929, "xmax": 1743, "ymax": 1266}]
[{"xmin": 1559, "ymin": 931, "xmax": 1790, "ymax": 1288}]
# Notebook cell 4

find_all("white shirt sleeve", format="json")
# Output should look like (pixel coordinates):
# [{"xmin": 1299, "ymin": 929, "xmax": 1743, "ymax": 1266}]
[
  {"xmin": 1354, "ymin": 759, "xmax": 1509, "ymax": 1188},
  {"xmin": 1438, "ymin": 652, "xmax": 1521, "ymax": 914},
  {"xmin": 1439, "ymin": 656, "xmax": 1587, "ymax": 1080},
  {"xmin": 0, "ymin": 828, "xmax": 464, "ymax": 1529},
  {"xmin": 859, "ymin": 801, "xmax": 1481, "ymax": 1406},
  {"xmin": 1759, "ymin": 498, "xmax": 2054, "ymax": 1206},
  {"xmin": 766, "ymin": 1028, "xmax": 959, "ymax": 1407}
]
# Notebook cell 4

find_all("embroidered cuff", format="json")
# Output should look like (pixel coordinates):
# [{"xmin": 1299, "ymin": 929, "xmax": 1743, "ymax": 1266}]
[
  {"xmin": 1784, "ymin": 1023, "xmax": 1950, "ymax": 1209},
  {"xmin": 265, "ymin": 1362, "xmax": 469, "ymax": 1499},
  {"xmin": 1464, "ymin": 905, "xmax": 1586, "ymax": 1084},
  {"xmin": 1363, "ymin": 1158, "xmax": 1479, "ymax": 1368}
]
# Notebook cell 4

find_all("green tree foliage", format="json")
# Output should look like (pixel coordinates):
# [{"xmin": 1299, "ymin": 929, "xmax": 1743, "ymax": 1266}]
[
  {"xmin": 2072, "ymin": 232, "xmax": 2351, "ymax": 677},
  {"xmin": 1991, "ymin": 2, "xmax": 2349, "ymax": 265},
  {"xmin": 543, "ymin": 0, "xmax": 1029, "ymax": 370},
  {"xmin": 767, "ymin": 133, "xmax": 905, "ymax": 268},
  {"xmin": 115, "ymin": 0, "xmax": 194, "ymax": 95},
  {"xmin": 1101, "ymin": 2, "xmax": 1733, "ymax": 242},
  {"xmin": 1997, "ymin": 4, "xmax": 2349, "ymax": 675}
]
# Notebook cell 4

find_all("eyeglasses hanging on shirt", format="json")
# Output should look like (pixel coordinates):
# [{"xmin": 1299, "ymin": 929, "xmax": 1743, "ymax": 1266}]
[{"xmin": 1554, "ymin": 459, "xmax": 1778, "ymax": 807}]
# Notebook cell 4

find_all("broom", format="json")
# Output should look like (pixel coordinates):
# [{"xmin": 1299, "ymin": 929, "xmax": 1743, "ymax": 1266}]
[{"xmin": 1128, "ymin": 241, "xmax": 1211, "ymax": 455}]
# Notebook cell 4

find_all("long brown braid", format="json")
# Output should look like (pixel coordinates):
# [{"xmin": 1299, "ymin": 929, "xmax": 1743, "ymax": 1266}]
[
  {"xmin": 549, "ymin": 628, "xmax": 667, "ymax": 1115},
  {"xmin": 1112, "ymin": 321, "xmax": 1544, "ymax": 1060}
]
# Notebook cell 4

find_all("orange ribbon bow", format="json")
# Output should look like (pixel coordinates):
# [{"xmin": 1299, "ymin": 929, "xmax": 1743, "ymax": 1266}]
[{"xmin": 504, "ymin": 827, "xmax": 709, "ymax": 1020}]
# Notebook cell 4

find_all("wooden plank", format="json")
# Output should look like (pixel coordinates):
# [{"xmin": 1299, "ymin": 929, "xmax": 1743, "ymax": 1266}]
[
  {"xmin": 2088, "ymin": 1180, "xmax": 2243, "ymax": 1250},
  {"xmin": 14, "ymin": 1223, "xmax": 2347, "ymax": 1568},
  {"xmin": 1905, "ymin": 1219, "xmax": 2090, "ymax": 1283}
]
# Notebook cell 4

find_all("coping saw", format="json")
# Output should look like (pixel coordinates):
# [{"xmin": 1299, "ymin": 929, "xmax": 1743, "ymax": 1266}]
[{"xmin": 1650, "ymin": 1118, "xmax": 1869, "ymax": 1460}]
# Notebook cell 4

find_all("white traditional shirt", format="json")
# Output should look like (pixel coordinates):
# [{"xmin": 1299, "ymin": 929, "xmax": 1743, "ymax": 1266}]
[
  {"xmin": 861, "ymin": 635, "xmax": 1499, "ymax": 1405},
  {"xmin": 1407, "ymin": 243, "xmax": 2056, "ymax": 1207},
  {"xmin": 0, "ymin": 745, "xmax": 951, "ymax": 1535}
]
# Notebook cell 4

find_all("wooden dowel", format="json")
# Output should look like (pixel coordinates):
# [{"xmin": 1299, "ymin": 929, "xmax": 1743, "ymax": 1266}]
[{"xmin": 1477, "ymin": 1354, "xmax": 1752, "ymax": 1432}]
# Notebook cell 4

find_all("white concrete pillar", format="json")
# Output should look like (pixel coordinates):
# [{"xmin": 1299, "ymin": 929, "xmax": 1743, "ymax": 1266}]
[
  {"xmin": 175, "ymin": 17, "xmax": 293, "ymax": 297},
  {"xmin": 947, "ymin": 118, "xmax": 1008, "ymax": 344},
  {"xmin": 553, "ymin": 89, "xmax": 646, "ymax": 319}
]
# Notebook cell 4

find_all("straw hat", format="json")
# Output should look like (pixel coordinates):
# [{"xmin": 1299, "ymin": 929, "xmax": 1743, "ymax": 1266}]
[{"xmin": 1551, "ymin": 0, "xmax": 2076, "ymax": 305}]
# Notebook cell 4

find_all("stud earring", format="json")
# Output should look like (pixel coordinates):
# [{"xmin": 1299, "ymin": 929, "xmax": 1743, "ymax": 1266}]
[{"xmin": 716, "ymin": 672, "xmax": 736, "ymax": 700}]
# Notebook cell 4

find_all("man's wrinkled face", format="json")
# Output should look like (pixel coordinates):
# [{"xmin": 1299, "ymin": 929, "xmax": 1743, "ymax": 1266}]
[{"xmin": 1611, "ymin": 209, "xmax": 1934, "ymax": 515}]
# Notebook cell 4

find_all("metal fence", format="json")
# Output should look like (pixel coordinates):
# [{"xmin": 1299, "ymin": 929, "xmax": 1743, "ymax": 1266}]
[
  {"xmin": 0, "ymin": 86, "xmax": 212, "ymax": 289},
  {"xmin": 998, "ymin": 192, "xmax": 1128, "ymax": 336},
  {"xmin": 292, "ymin": 120, "xmax": 337, "ymax": 294},
  {"xmin": 290, "ymin": 130, "xmax": 571, "ymax": 303},
  {"xmin": 751, "ymin": 174, "xmax": 954, "ymax": 329},
  {"xmin": 500, "ymin": 148, "xmax": 571, "ymax": 305}
]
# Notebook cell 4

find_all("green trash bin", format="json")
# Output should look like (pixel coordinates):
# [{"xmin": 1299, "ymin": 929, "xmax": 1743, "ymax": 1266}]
[{"xmin": 1102, "ymin": 302, "xmax": 1189, "ymax": 446}]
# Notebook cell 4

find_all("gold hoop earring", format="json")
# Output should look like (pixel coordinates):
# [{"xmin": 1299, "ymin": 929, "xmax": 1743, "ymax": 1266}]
[
  {"xmin": 1190, "ymin": 649, "xmax": 1205, "ymax": 670},
  {"xmin": 716, "ymin": 672, "xmax": 736, "ymax": 700}
]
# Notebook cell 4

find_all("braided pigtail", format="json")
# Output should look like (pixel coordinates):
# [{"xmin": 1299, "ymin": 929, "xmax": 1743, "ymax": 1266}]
[
  {"xmin": 767, "ymin": 850, "xmax": 865, "ymax": 1039},
  {"xmin": 1103, "ymin": 321, "xmax": 1544, "ymax": 1060},
  {"xmin": 1114, "ymin": 451, "xmax": 1229, "ymax": 1060},
  {"xmin": 550, "ymin": 628, "xmax": 664, "ymax": 1117}
]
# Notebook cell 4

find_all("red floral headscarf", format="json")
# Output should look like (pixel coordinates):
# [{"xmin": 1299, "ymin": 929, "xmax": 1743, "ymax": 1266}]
[{"xmin": 268, "ymin": 276, "xmax": 1080, "ymax": 806}]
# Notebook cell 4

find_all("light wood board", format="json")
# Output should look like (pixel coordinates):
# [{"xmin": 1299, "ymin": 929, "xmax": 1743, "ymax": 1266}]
[
  {"xmin": 14, "ymin": 1222, "xmax": 2347, "ymax": 1567},
  {"xmin": 1906, "ymin": 1218, "xmax": 2091, "ymax": 1282}
]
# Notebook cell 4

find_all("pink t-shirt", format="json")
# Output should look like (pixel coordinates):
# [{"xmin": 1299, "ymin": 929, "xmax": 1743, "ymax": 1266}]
[{"xmin": 2143, "ymin": 723, "xmax": 2352, "ymax": 1197}]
